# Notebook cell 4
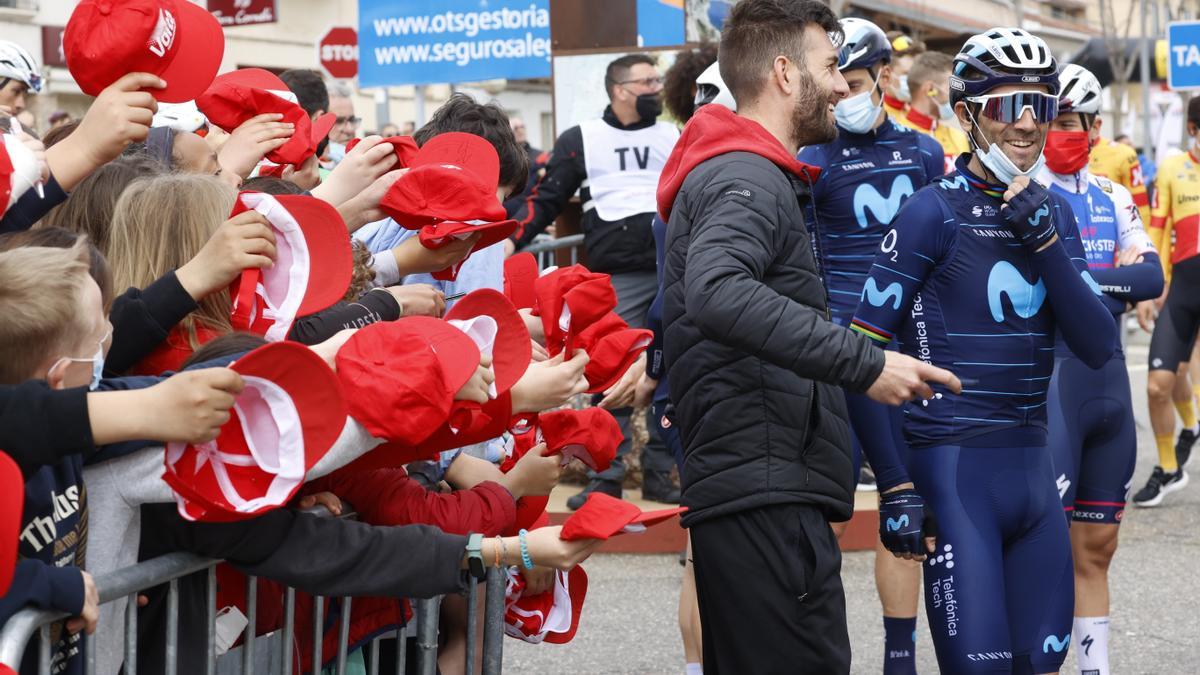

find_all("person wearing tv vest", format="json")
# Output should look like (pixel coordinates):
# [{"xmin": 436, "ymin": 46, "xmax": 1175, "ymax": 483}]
[{"xmin": 511, "ymin": 53, "xmax": 681, "ymax": 508}]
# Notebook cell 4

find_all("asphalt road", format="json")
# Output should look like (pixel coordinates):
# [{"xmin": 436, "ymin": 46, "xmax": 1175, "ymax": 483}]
[{"xmin": 506, "ymin": 333, "xmax": 1200, "ymax": 674}]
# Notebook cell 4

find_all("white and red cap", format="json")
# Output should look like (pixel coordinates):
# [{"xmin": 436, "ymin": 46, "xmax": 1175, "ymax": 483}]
[
  {"xmin": 504, "ymin": 565, "xmax": 588, "ymax": 644},
  {"xmin": 229, "ymin": 191, "xmax": 353, "ymax": 342},
  {"xmin": 64, "ymin": 0, "xmax": 225, "ymax": 103},
  {"xmin": 444, "ymin": 289, "xmax": 531, "ymax": 396},
  {"xmin": 418, "ymin": 219, "xmax": 518, "ymax": 282},
  {"xmin": 0, "ymin": 134, "xmax": 41, "ymax": 212},
  {"xmin": 0, "ymin": 451, "xmax": 22, "ymax": 596},
  {"xmin": 532, "ymin": 265, "xmax": 618, "ymax": 356},
  {"xmin": 380, "ymin": 132, "xmax": 508, "ymax": 227},
  {"xmin": 560, "ymin": 492, "xmax": 686, "ymax": 541},
  {"xmin": 197, "ymin": 69, "xmax": 336, "ymax": 167},
  {"xmin": 162, "ymin": 342, "xmax": 347, "ymax": 522}
]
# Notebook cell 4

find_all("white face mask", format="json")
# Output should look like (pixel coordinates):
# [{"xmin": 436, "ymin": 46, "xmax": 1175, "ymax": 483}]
[
  {"xmin": 970, "ymin": 120, "xmax": 1045, "ymax": 186},
  {"xmin": 49, "ymin": 327, "xmax": 110, "ymax": 391},
  {"xmin": 896, "ymin": 75, "xmax": 911, "ymax": 103},
  {"xmin": 835, "ymin": 71, "xmax": 884, "ymax": 135},
  {"xmin": 939, "ymin": 100, "xmax": 955, "ymax": 121}
]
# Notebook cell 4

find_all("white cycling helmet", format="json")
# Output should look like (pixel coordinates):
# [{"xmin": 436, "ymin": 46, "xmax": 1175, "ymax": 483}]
[
  {"xmin": 837, "ymin": 17, "xmax": 891, "ymax": 72},
  {"xmin": 0, "ymin": 41, "xmax": 42, "ymax": 94},
  {"xmin": 695, "ymin": 61, "xmax": 736, "ymax": 112},
  {"xmin": 1057, "ymin": 63, "xmax": 1102, "ymax": 115}
]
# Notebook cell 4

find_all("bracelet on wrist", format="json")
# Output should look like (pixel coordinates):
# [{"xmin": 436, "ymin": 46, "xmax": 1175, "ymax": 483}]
[
  {"xmin": 494, "ymin": 536, "xmax": 504, "ymax": 567},
  {"xmin": 518, "ymin": 529, "xmax": 534, "ymax": 570}
]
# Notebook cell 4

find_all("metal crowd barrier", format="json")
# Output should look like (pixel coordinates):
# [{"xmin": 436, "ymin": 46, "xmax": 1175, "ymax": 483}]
[
  {"xmin": 520, "ymin": 233, "xmax": 584, "ymax": 270},
  {"xmin": 0, "ymin": 507, "xmax": 509, "ymax": 675}
]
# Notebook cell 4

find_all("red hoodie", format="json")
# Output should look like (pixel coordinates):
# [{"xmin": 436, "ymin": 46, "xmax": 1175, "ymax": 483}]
[{"xmin": 656, "ymin": 104, "xmax": 822, "ymax": 222}]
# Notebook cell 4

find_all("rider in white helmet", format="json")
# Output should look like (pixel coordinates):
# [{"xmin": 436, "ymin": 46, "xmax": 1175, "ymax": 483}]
[{"xmin": 0, "ymin": 41, "xmax": 43, "ymax": 115}]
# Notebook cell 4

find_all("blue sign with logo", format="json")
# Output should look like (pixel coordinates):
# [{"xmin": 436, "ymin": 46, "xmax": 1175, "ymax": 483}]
[
  {"xmin": 358, "ymin": 0, "xmax": 551, "ymax": 87},
  {"xmin": 1167, "ymin": 22, "xmax": 1200, "ymax": 90}
]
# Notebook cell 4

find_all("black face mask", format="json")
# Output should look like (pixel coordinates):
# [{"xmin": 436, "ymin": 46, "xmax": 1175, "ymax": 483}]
[{"xmin": 635, "ymin": 93, "xmax": 662, "ymax": 122}]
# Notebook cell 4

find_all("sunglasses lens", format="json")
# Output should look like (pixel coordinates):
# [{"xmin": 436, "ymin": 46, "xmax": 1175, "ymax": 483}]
[{"xmin": 978, "ymin": 93, "xmax": 1058, "ymax": 124}]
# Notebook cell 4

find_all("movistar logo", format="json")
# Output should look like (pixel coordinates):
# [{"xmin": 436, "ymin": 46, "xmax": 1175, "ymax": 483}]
[
  {"xmin": 853, "ymin": 175, "xmax": 914, "ymax": 228},
  {"xmin": 863, "ymin": 278, "xmax": 903, "ymax": 310},
  {"xmin": 987, "ymin": 261, "xmax": 1046, "ymax": 322},
  {"xmin": 1027, "ymin": 203, "xmax": 1050, "ymax": 228},
  {"xmin": 939, "ymin": 175, "xmax": 970, "ymax": 191},
  {"xmin": 1043, "ymin": 633, "xmax": 1071, "ymax": 654},
  {"xmin": 1081, "ymin": 270, "xmax": 1102, "ymax": 295},
  {"xmin": 885, "ymin": 515, "xmax": 909, "ymax": 532}
]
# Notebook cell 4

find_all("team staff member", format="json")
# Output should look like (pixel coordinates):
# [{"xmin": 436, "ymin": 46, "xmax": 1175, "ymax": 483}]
[
  {"xmin": 897, "ymin": 51, "xmax": 969, "ymax": 174},
  {"xmin": 1041, "ymin": 64, "xmax": 1164, "ymax": 675},
  {"xmin": 798, "ymin": 17, "xmax": 944, "ymax": 675},
  {"xmin": 659, "ymin": 1, "xmax": 959, "ymax": 671},
  {"xmin": 512, "ymin": 53, "xmax": 680, "ymax": 507},
  {"xmin": 851, "ymin": 28, "xmax": 1116, "ymax": 673},
  {"xmin": 1138, "ymin": 96, "xmax": 1200, "ymax": 506}
]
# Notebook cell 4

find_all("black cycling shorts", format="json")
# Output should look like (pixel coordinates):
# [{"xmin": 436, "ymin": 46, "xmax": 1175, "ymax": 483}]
[{"xmin": 1149, "ymin": 256, "xmax": 1200, "ymax": 372}]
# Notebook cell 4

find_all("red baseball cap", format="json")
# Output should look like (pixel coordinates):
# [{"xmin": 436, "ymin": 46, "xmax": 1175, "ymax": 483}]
[
  {"xmin": 197, "ymin": 69, "xmax": 333, "ymax": 167},
  {"xmin": 503, "ymin": 253, "xmax": 539, "ymax": 310},
  {"xmin": 504, "ymin": 565, "xmax": 588, "ymax": 644},
  {"xmin": 64, "ymin": 0, "xmax": 225, "ymax": 103},
  {"xmin": 584, "ymin": 328, "xmax": 654, "ymax": 394},
  {"xmin": 346, "ymin": 136, "xmax": 421, "ymax": 166},
  {"xmin": 419, "ymin": 220, "xmax": 518, "ymax": 281},
  {"xmin": 379, "ymin": 132, "xmax": 508, "ymax": 227},
  {"xmin": 229, "ymin": 192, "xmax": 353, "ymax": 342},
  {"xmin": 0, "ymin": 451, "xmax": 22, "ymax": 596},
  {"xmin": 336, "ymin": 317, "xmax": 482, "ymax": 444},
  {"xmin": 533, "ymin": 266, "xmax": 617, "ymax": 356},
  {"xmin": 539, "ymin": 408, "xmax": 622, "ymax": 472},
  {"xmin": 560, "ymin": 493, "xmax": 686, "ymax": 541},
  {"xmin": 162, "ymin": 342, "xmax": 347, "ymax": 522},
  {"xmin": 444, "ymin": 289, "xmax": 531, "ymax": 396}
]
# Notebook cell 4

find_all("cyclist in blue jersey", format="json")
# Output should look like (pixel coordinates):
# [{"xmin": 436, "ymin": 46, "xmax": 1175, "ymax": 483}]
[
  {"xmin": 1039, "ymin": 64, "xmax": 1164, "ymax": 675},
  {"xmin": 849, "ymin": 28, "xmax": 1117, "ymax": 674},
  {"xmin": 797, "ymin": 17, "xmax": 945, "ymax": 675}
]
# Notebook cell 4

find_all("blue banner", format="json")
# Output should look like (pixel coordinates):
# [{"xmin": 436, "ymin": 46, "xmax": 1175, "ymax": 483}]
[
  {"xmin": 358, "ymin": 0, "xmax": 551, "ymax": 87},
  {"xmin": 637, "ymin": 0, "xmax": 684, "ymax": 48}
]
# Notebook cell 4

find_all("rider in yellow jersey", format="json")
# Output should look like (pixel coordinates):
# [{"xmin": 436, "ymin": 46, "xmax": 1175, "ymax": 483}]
[
  {"xmin": 896, "ymin": 51, "xmax": 970, "ymax": 174},
  {"xmin": 1139, "ymin": 98, "xmax": 1200, "ymax": 507},
  {"xmin": 1091, "ymin": 135, "xmax": 1151, "ymax": 225},
  {"xmin": 882, "ymin": 31, "xmax": 923, "ymax": 120}
]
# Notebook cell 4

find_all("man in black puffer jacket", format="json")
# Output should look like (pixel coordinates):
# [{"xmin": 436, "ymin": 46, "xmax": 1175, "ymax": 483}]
[{"xmin": 656, "ymin": 1, "xmax": 960, "ymax": 672}]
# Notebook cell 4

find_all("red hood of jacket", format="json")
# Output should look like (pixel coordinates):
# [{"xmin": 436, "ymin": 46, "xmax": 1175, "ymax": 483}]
[{"xmin": 656, "ymin": 104, "xmax": 821, "ymax": 221}]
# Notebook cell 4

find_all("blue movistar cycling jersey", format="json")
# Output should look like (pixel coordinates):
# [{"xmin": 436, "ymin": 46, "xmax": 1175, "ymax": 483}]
[
  {"xmin": 798, "ymin": 119, "xmax": 945, "ymax": 324},
  {"xmin": 848, "ymin": 156, "xmax": 1117, "ymax": 484}
]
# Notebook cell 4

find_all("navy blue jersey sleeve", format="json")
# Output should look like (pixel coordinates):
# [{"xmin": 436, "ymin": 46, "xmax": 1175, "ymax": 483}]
[
  {"xmin": 1038, "ymin": 199, "xmax": 1118, "ymax": 368},
  {"xmin": 0, "ymin": 174, "xmax": 68, "ymax": 234},
  {"xmin": 0, "ymin": 559, "xmax": 85, "ymax": 625},
  {"xmin": 1088, "ymin": 251, "xmax": 1165, "ymax": 304},
  {"xmin": 850, "ymin": 188, "xmax": 954, "ymax": 345}
]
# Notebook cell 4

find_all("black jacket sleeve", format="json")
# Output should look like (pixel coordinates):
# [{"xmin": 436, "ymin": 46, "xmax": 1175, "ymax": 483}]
[
  {"xmin": 141, "ymin": 504, "xmax": 468, "ymax": 600},
  {"xmin": 0, "ymin": 381, "xmax": 93, "ymax": 478},
  {"xmin": 286, "ymin": 289, "xmax": 402, "ymax": 345},
  {"xmin": 511, "ymin": 126, "xmax": 587, "ymax": 247},
  {"xmin": 682, "ymin": 166, "xmax": 885, "ymax": 392},
  {"xmin": 106, "ymin": 271, "xmax": 199, "ymax": 376},
  {"xmin": 0, "ymin": 174, "xmax": 68, "ymax": 234}
]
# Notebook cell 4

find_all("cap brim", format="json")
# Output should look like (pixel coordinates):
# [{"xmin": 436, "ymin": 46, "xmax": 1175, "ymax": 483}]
[
  {"xmin": 444, "ymin": 289, "xmax": 531, "ymax": 394},
  {"xmin": 157, "ymin": 0, "xmax": 226, "ymax": 103},
  {"xmin": 0, "ymin": 452, "xmax": 23, "ymax": 595},
  {"xmin": 268, "ymin": 195, "xmax": 354, "ymax": 317},
  {"xmin": 630, "ymin": 506, "xmax": 688, "ymax": 528},
  {"xmin": 543, "ymin": 565, "xmax": 588, "ymax": 644},
  {"xmin": 232, "ymin": 341, "xmax": 347, "ymax": 471},
  {"xmin": 311, "ymin": 113, "xmax": 337, "ymax": 145}
]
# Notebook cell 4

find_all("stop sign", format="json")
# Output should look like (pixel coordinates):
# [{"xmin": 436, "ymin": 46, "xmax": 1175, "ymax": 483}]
[{"xmin": 318, "ymin": 27, "xmax": 358, "ymax": 80}]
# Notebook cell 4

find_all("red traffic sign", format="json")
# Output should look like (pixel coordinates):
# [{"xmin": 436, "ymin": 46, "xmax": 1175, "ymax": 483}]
[{"xmin": 318, "ymin": 27, "xmax": 358, "ymax": 80}]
